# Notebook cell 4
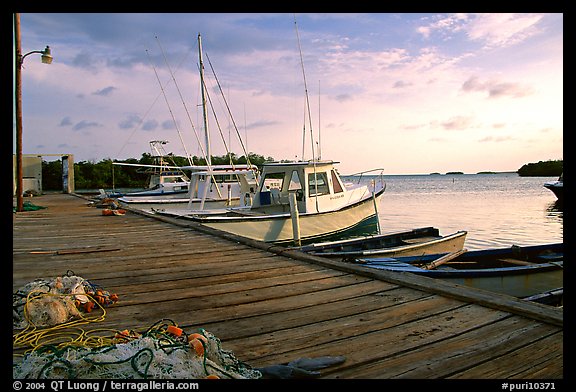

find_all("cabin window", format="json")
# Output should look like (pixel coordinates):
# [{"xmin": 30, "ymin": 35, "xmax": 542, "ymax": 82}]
[
  {"xmin": 288, "ymin": 170, "xmax": 303, "ymax": 191},
  {"xmin": 331, "ymin": 170, "xmax": 344, "ymax": 193},
  {"xmin": 308, "ymin": 172, "xmax": 330, "ymax": 196},
  {"xmin": 261, "ymin": 172, "xmax": 285, "ymax": 191}
]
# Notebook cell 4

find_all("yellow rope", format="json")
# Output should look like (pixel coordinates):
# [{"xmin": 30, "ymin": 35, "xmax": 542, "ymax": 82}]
[{"xmin": 13, "ymin": 290, "xmax": 118, "ymax": 355}]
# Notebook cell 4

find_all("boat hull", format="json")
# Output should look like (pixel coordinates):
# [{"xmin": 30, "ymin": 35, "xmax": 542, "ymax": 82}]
[
  {"xmin": 544, "ymin": 182, "xmax": 563, "ymax": 201},
  {"xmin": 359, "ymin": 243, "xmax": 563, "ymax": 298},
  {"xmin": 298, "ymin": 227, "xmax": 467, "ymax": 258},
  {"xmin": 190, "ymin": 190, "xmax": 384, "ymax": 244},
  {"xmin": 118, "ymin": 197, "xmax": 240, "ymax": 211}
]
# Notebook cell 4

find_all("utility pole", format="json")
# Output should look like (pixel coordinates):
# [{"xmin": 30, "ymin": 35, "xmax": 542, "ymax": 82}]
[
  {"xmin": 14, "ymin": 13, "xmax": 52, "ymax": 212},
  {"xmin": 14, "ymin": 13, "xmax": 23, "ymax": 212}
]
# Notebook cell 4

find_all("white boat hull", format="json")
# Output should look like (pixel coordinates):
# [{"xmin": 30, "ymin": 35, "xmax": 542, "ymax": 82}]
[
  {"xmin": 120, "ymin": 197, "xmax": 239, "ymax": 211},
  {"xmin": 193, "ymin": 190, "xmax": 384, "ymax": 244}
]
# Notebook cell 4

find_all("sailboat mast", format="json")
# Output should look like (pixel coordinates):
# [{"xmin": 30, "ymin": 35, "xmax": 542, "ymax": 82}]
[{"xmin": 198, "ymin": 34, "xmax": 211, "ymax": 166}]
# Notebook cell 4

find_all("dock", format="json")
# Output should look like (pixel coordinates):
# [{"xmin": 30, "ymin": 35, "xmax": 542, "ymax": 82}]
[{"xmin": 13, "ymin": 193, "xmax": 563, "ymax": 379}]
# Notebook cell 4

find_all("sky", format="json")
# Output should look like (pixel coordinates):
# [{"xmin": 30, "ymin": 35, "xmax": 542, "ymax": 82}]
[{"xmin": 14, "ymin": 13, "xmax": 563, "ymax": 175}]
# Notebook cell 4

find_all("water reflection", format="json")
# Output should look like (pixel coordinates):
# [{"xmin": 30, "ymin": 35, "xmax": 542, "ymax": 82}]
[{"xmin": 546, "ymin": 200, "xmax": 563, "ymax": 220}]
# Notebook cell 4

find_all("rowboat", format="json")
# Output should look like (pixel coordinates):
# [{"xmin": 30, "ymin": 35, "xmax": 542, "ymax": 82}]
[
  {"xmin": 293, "ymin": 227, "xmax": 467, "ymax": 259},
  {"xmin": 354, "ymin": 243, "xmax": 563, "ymax": 298},
  {"xmin": 157, "ymin": 160, "xmax": 386, "ymax": 244}
]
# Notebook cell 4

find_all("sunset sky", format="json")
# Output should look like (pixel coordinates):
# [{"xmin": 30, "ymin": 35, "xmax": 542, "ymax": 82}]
[{"xmin": 14, "ymin": 13, "xmax": 563, "ymax": 174}]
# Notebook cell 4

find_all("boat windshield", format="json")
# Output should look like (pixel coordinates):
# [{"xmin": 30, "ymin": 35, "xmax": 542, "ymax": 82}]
[{"xmin": 308, "ymin": 172, "xmax": 329, "ymax": 196}]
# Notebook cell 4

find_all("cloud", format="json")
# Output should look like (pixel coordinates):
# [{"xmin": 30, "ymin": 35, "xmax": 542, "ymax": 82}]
[
  {"xmin": 119, "ymin": 114, "xmax": 142, "ymax": 129},
  {"xmin": 73, "ymin": 120, "xmax": 103, "ymax": 131},
  {"xmin": 417, "ymin": 13, "xmax": 544, "ymax": 49},
  {"xmin": 162, "ymin": 120, "xmax": 176, "ymax": 130},
  {"xmin": 393, "ymin": 80, "xmax": 413, "ymax": 89},
  {"xmin": 247, "ymin": 120, "xmax": 280, "ymax": 129},
  {"xmin": 440, "ymin": 115, "xmax": 475, "ymax": 130},
  {"xmin": 478, "ymin": 135, "xmax": 514, "ymax": 142},
  {"xmin": 142, "ymin": 119, "xmax": 159, "ymax": 131},
  {"xmin": 92, "ymin": 86, "xmax": 117, "ymax": 97},
  {"xmin": 416, "ymin": 14, "xmax": 469, "ymax": 40},
  {"xmin": 465, "ymin": 13, "xmax": 544, "ymax": 48},
  {"xmin": 59, "ymin": 117, "xmax": 73, "ymax": 127},
  {"xmin": 461, "ymin": 76, "xmax": 534, "ymax": 99},
  {"xmin": 334, "ymin": 94, "xmax": 352, "ymax": 102}
]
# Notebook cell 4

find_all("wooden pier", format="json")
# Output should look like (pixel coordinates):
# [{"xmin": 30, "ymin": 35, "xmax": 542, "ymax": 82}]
[{"xmin": 13, "ymin": 193, "xmax": 563, "ymax": 379}]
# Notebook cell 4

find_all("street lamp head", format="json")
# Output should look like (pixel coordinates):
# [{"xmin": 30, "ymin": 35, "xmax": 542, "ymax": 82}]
[{"xmin": 41, "ymin": 46, "xmax": 52, "ymax": 64}]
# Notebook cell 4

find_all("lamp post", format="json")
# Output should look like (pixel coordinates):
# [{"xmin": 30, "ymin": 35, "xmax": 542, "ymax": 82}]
[{"xmin": 14, "ymin": 13, "xmax": 52, "ymax": 212}]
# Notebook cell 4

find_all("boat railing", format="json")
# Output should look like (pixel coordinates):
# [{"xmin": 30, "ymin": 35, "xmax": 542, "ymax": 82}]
[{"xmin": 346, "ymin": 168, "xmax": 386, "ymax": 190}]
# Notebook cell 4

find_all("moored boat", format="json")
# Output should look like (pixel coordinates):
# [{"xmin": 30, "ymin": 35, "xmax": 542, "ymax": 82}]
[
  {"xmin": 293, "ymin": 227, "xmax": 467, "ymax": 259},
  {"xmin": 544, "ymin": 173, "xmax": 563, "ymax": 201},
  {"xmin": 354, "ymin": 243, "xmax": 563, "ymax": 298},
  {"xmin": 118, "ymin": 165, "xmax": 258, "ymax": 211},
  {"xmin": 157, "ymin": 160, "xmax": 386, "ymax": 244}
]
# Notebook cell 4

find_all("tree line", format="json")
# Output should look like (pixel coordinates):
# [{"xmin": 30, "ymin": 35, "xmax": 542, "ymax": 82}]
[
  {"xmin": 517, "ymin": 160, "xmax": 562, "ymax": 177},
  {"xmin": 42, "ymin": 153, "xmax": 274, "ymax": 190}
]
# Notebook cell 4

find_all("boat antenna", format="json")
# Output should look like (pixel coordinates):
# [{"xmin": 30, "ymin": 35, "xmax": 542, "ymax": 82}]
[
  {"xmin": 154, "ymin": 36, "xmax": 195, "ymax": 167},
  {"xmin": 318, "ymin": 79, "xmax": 321, "ymax": 161},
  {"xmin": 205, "ymin": 51, "xmax": 256, "ymax": 172},
  {"xmin": 294, "ymin": 14, "xmax": 316, "ymax": 163},
  {"xmin": 198, "ymin": 34, "xmax": 212, "ymax": 167},
  {"xmin": 151, "ymin": 36, "xmax": 205, "ymax": 166},
  {"xmin": 294, "ymin": 14, "xmax": 320, "ymax": 212},
  {"xmin": 145, "ymin": 49, "xmax": 193, "ymax": 165}
]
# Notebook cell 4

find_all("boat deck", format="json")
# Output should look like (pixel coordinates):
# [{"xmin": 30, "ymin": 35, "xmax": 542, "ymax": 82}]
[{"xmin": 12, "ymin": 193, "xmax": 563, "ymax": 379}]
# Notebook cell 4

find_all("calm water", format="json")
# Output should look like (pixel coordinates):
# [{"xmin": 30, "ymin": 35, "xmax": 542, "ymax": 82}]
[{"xmin": 358, "ymin": 173, "xmax": 563, "ymax": 250}]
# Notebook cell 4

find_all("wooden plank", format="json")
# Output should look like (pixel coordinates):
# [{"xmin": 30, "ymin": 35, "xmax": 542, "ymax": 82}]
[
  {"xmin": 90, "ymin": 279, "xmax": 395, "ymax": 333},
  {"xmin": 332, "ymin": 316, "xmax": 559, "ymax": 379},
  {"xmin": 226, "ymin": 302, "xmax": 508, "ymax": 368},
  {"xmin": 196, "ymin": 287, "xmax": 433, "ymax": 341},
  {"xmin": 447, "ymin": 331, "xmax": 563, "ymax": 379}
]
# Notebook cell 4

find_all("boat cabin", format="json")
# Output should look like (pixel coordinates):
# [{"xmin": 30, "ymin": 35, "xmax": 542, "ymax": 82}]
[
  {"xmin": 148, "ymin": 171, "xmax": 189, "ymax": 190},
  {"xmin": 250, "ymin": 161, "xmax": 349, "ymax": 213}
]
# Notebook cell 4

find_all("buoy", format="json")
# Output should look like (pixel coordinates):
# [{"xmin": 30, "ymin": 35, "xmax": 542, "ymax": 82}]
[
  {"xmin": 189, "ymin": 338, "xmax": 204, "ymax": 356},
  {"xmin": 166, "ymin": 325, "xmax": 183, "ymax": 337},
  {"xmin": 84, "ymin": 301, "xmax": 95, "ymax": 313},
  {"xmin": 188, "ymin": 333, "xmax": 208, "ymax": 345},
  {"xmin": 115, "ymin": 330, "xmax": 130, "ymax": 339}
]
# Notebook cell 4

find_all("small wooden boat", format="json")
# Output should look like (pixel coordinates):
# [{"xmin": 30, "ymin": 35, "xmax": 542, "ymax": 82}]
[
  {"xmin": 294, "ymin": 227, "xmax": 467, "ymax": 259},
  {"xmin": 354, "ymin": 243, "xmax": 563, "ymax": 298}
]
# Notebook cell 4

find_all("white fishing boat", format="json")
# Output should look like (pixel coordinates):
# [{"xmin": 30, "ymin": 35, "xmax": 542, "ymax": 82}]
[
  {"xmin": 119, "ymin": 164, "xmax": 258, "ymax": 211},
  {"xmin": 157, "ymin": 160, "xmax": 386, "ymax": 244},
  {"xmin": 157, "ymin": 27, "xmax": 386, "ymax": 242}
]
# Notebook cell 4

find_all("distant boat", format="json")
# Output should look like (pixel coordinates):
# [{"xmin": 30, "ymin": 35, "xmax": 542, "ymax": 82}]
[
  {"xmin": 354, "ymin": 243, "xmax": 563, "ymax": 298},
  {"xmin": 157, "ymin": 160, "xmax": 386, "ymax": 244},
  {"xmin": 118, "ymin": 165, "xmax": 258, "ymax": 211},
  {"xmin": 294, "ymin": 227, "xmax": 467, "ymax": 259},
  {"xmin": 544, "ymin": 173, "xmax": 563, "ymax": 201}
]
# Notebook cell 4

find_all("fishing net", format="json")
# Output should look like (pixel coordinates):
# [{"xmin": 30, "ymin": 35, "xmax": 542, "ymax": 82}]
[
  {"xmin": 13, "ymin": 272, "xmax": 118, "ymax": 330},
  {"xmin": 13, "ymin": 274, "xmax": 259, "ymax": 379},
  {"xmin": 13, "ymin": 322, "xmax": 261, "ymax": 379}
]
